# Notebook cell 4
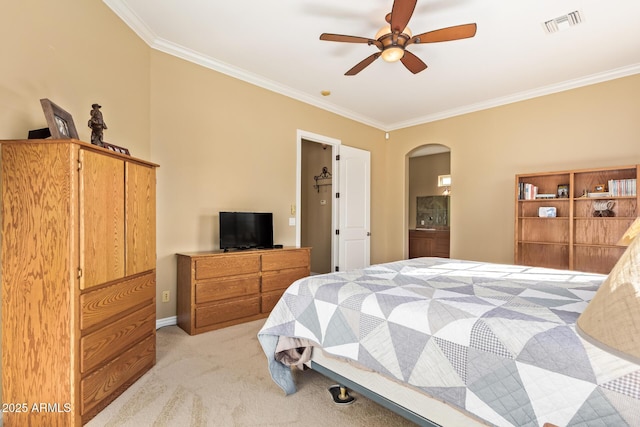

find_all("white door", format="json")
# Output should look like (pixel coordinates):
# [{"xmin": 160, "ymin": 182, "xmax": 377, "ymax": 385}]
[{"xmin": 336, "ymin": 145, "xmax": 370, "ymax": 271}]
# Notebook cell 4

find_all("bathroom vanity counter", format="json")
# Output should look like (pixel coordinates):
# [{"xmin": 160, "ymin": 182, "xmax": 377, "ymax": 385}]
[{"xmin": 409, "ymin": 229, "xmax": 450, "ymax": 258}]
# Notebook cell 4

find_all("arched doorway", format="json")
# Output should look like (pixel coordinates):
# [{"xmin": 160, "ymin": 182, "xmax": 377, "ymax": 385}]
[{"xmin": 406, "ymin": 144, "xmax": 451, "ymax": 259}]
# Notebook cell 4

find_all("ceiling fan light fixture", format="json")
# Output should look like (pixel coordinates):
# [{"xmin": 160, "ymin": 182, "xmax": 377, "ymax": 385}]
[
  {"xmin": 381, "ymin": 47, "xmax": 405, "ymax": 62},
  {"xmin": 375, "ymin": 24, "xmax": 412, "ymax": 40},
  {"xmin": 375, "ymin": 25, "xmax": 391, "ymax": 40},
  {"xmin": 319, "ymin": 3, "xmax": 475, "ymax": 75}
]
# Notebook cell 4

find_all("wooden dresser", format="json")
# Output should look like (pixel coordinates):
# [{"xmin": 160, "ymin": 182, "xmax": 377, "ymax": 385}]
[
  {"xmin": 176, "ymin": 247, "xmax": 310, "ymax": 335},
  {"xmin": 1, "ymin": 139, "xmax": 158, "ymax": 426}
]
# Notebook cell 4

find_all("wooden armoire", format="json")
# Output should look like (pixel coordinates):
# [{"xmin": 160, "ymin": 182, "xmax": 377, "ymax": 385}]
[{"xmin": 1, "ymin": 139, "xmax": 158, "ymax": 425}]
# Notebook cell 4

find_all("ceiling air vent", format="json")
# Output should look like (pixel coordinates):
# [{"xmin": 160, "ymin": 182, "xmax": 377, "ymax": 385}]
[{"xmin": 543, "ymin": 10, "xmax": 583, "ymax": 33}]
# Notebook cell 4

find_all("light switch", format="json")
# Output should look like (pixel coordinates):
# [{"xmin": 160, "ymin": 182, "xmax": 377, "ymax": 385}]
[{"xmin": 289, "ymin": 217, "xmax": 296, "ymax": 226}]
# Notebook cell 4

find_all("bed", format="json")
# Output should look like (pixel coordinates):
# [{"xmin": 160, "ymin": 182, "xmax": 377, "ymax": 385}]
[{"xmin": 258, "ymin": 256, "xmax": 640, "ymax": 426}]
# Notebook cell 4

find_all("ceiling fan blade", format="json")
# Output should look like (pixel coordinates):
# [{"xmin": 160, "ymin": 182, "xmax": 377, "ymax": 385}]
[
  {"xmin": 320, "ymin": 33, "xmax": 377, "ymax": 44},
  {"xmin": 409, "ymin": 23, "xmax": 477, "ymax": 45},
  {"xmin": 390, "ymin": 0, "xmax": 417, "ymax": 33},
  {"xmin": 400, "ymin": 50, "xmax": 427, "ymax": 74},
  {"xmin": 345, "ymin": 53, "xmax": 381, "ymax": 76}
]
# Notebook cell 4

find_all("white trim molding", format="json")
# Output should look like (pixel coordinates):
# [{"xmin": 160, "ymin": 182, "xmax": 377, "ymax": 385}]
[{"xmin": 156, "ymin": 316, "xmax": 177, "ymax": 330}]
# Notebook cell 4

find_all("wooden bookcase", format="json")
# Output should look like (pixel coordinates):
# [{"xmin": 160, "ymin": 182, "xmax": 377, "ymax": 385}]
[{"xmin": 515, "ymin": 165, "xmax": 638, "ymax": 274}]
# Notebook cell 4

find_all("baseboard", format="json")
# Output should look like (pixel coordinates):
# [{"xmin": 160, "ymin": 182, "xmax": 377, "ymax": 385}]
[{"xmin": 156, "ymin": 316, "xmax": 177, "ymax": 329}]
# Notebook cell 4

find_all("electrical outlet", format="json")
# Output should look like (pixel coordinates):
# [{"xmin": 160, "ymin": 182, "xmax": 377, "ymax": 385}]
[{"xmin": 162, "ymin": 290, "xmax": 170, "ymax": 303}]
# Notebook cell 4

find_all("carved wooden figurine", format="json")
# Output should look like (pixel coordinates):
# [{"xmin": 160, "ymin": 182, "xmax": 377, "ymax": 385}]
[{"xmin": 88, "ymin": 103, "xmax": 107, "ymax": 146}]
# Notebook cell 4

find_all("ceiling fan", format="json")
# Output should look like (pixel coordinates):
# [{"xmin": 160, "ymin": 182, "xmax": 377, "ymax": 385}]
[{"xmin": 319, "ymin": 0, "xmax": 477, "ymax": 75}]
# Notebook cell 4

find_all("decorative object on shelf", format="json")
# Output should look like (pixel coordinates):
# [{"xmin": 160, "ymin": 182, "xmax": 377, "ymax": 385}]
[
  {"xmin": 104, "ymin": 142, "xmax": 130, "ymax": 155},
  {"xmin": 538, "ymin": 207, "xmax": 557, "ymax": 218},
  {"xmin": 27, "ymin": 127, "xmax": 51, "ymax": 139},
  {"xmin": 593, "ymin": 200, "xmax": 615, "ymax": 217},
  {"xmin": 557, "ymin": 184, "xmax": 569, "ymax": 198},
  {"xmin": 88, "ymin": 103, "xmax": 107, "ymax": 146},
  {"xmin": 588, "ymin": 191, "xmax": 612, "ymax": 198},
  {"xmin": 40, "ymin": 98, "xmax": 79, "ymax": 139},
  {"xmin": 593, "ymin": 184, "xmax": 606, "ymax": 192},
  {"xmin": 313, "ymin": 166, "xmax": 332, "ymax": 192}
]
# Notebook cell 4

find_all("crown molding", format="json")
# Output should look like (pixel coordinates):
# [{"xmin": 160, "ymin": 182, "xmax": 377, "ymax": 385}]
[
  {"xmin": 103, "ymin": 0, "xmax": 157, "ymax": 44},
  {"xmin": 102, "ymin": 0, "xmax": 385, "ymax": 130},
  {"xmin": 386, "ymin": 63, "xmax": 640, "ymax": 131},
  {"xmin": 151, "ymin": 38, "xmax": 387, "ymax": 130},
  {"xmin": 103, "ymin": 1, "xmax": 640, "ymax": 132}
]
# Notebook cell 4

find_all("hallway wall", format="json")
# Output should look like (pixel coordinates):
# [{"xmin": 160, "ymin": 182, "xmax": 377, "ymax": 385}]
[{"xmin": 301, "ymin": 140, "xmax": 333, "ymax": 273}]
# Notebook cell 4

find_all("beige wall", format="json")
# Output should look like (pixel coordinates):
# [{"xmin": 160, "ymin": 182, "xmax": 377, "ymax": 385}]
[
  {"xmin": 2, "ymin": 1, "xmax": 640, "ymax": 322},
  {"xmin": 148, "ymin": 51, "xmax": 385, "ymax": 318},
  {"xmin": 386, "ymin": 75, "xmax": 640, "ymax": 264},
  {"xmin": 0, "ymin": 0, "xmax": 151, "ymax": 156},
  {"xmin": 408, "ymin": 152, "xmax": 451, "ymax": 229}
]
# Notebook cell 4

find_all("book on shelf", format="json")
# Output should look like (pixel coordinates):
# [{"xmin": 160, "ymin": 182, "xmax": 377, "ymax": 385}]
[
  {"xmin": 535, "ymin": 194, "xmax": 556, "ymax": 199},
  {"xmin": 519, "ymin": 182, "xmax": 538, "ymax": 200},
  {"xmin": 607, "ymin": 178, "xmax": 637, "ymax": 197},
  {"xmin": 587, "ymin": 192, "xmax": 613, "ymax": 198}
]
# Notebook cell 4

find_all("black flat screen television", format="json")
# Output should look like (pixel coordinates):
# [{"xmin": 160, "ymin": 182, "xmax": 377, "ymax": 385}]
[{"xmin": 219, "ymin": 212, "xmax": 274, "ymax": 251}]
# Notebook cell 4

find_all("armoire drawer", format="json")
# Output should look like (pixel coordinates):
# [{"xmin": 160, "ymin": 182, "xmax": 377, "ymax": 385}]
[
  {"xmin": 81, "ymin": 335, "xmax": 155, "ymax": 416},
  {"xmin": 80, "ymin": 271, "xmax": 155, "ymax": 331},
  {"xmin": 80, "ymin": 303, "xmax": 156, "ymax": 374}
]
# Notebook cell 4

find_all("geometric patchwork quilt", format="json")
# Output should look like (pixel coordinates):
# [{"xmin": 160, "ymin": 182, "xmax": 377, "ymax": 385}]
[{"xmin": 258, "ymin": 257, "xmax": 640, "ymax": 427}]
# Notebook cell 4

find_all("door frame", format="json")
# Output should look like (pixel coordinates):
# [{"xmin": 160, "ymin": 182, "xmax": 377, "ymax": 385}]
[
  {"xmin": 405, "ymin": 143, "xmax": 451, "ymax": 259},
  {"xmin": 296, "ymin": 129, "xmax": 341, "ymax": 271}
]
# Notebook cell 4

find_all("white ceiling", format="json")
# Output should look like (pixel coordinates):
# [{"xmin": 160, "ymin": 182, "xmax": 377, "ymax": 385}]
[{"xmin": 104, "ymin": 0, "xmax": 640, "ymax": 131}]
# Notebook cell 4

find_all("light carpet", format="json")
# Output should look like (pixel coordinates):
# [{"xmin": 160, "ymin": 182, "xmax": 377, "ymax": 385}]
[{"xmin": 86, "ymin": 320, "xmax": 415, "ymax": 426}]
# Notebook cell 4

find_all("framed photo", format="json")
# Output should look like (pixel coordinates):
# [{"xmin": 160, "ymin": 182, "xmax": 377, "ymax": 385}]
[
  {"xmin": 103, "ymin": 142, "xmax": 130, "ymax": 156},
  {"xmin": 557, "ymin": 184, "xmax": 569, "ymax": 198},
  {"xmin": 40, "ymin": 98, "xmax": 79, "ymax": 139},
  {"xmin": 593, "ymin": 184, "xmax": 606, "ymax": 192}
]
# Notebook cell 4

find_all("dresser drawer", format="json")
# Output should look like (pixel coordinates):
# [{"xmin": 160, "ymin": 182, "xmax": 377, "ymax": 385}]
[
  {"xmin": 80, "ymin": 271, "xmax": 155, "ymax": 330},
  {"xmin": 262, "ymin": 266, "xmax": 309, "ymax": 292},
  {"xmin": 195, "ymin": 253, "xmax": 260, "ymax": 279},
  {"xmin": 195, "ymin": 275, "xmax": 260, "ymax": 304},
  {"xmin": 262, "ymin": 249, "xmax": 309, "ymax": 271},
  {"xmin": 80, "ymin": 303, "xmax": 155, "ymax": 374},
  {"xmin": 195, "ymin": 296, "xmax": 260, "ymax": 328},
  {"xmin": 261, "ymin": 289, "xmax": 286, "ymax": 313},
  {"xmin": 81, "ymin": 335, "xmax": 155, "ymax": 415}
]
